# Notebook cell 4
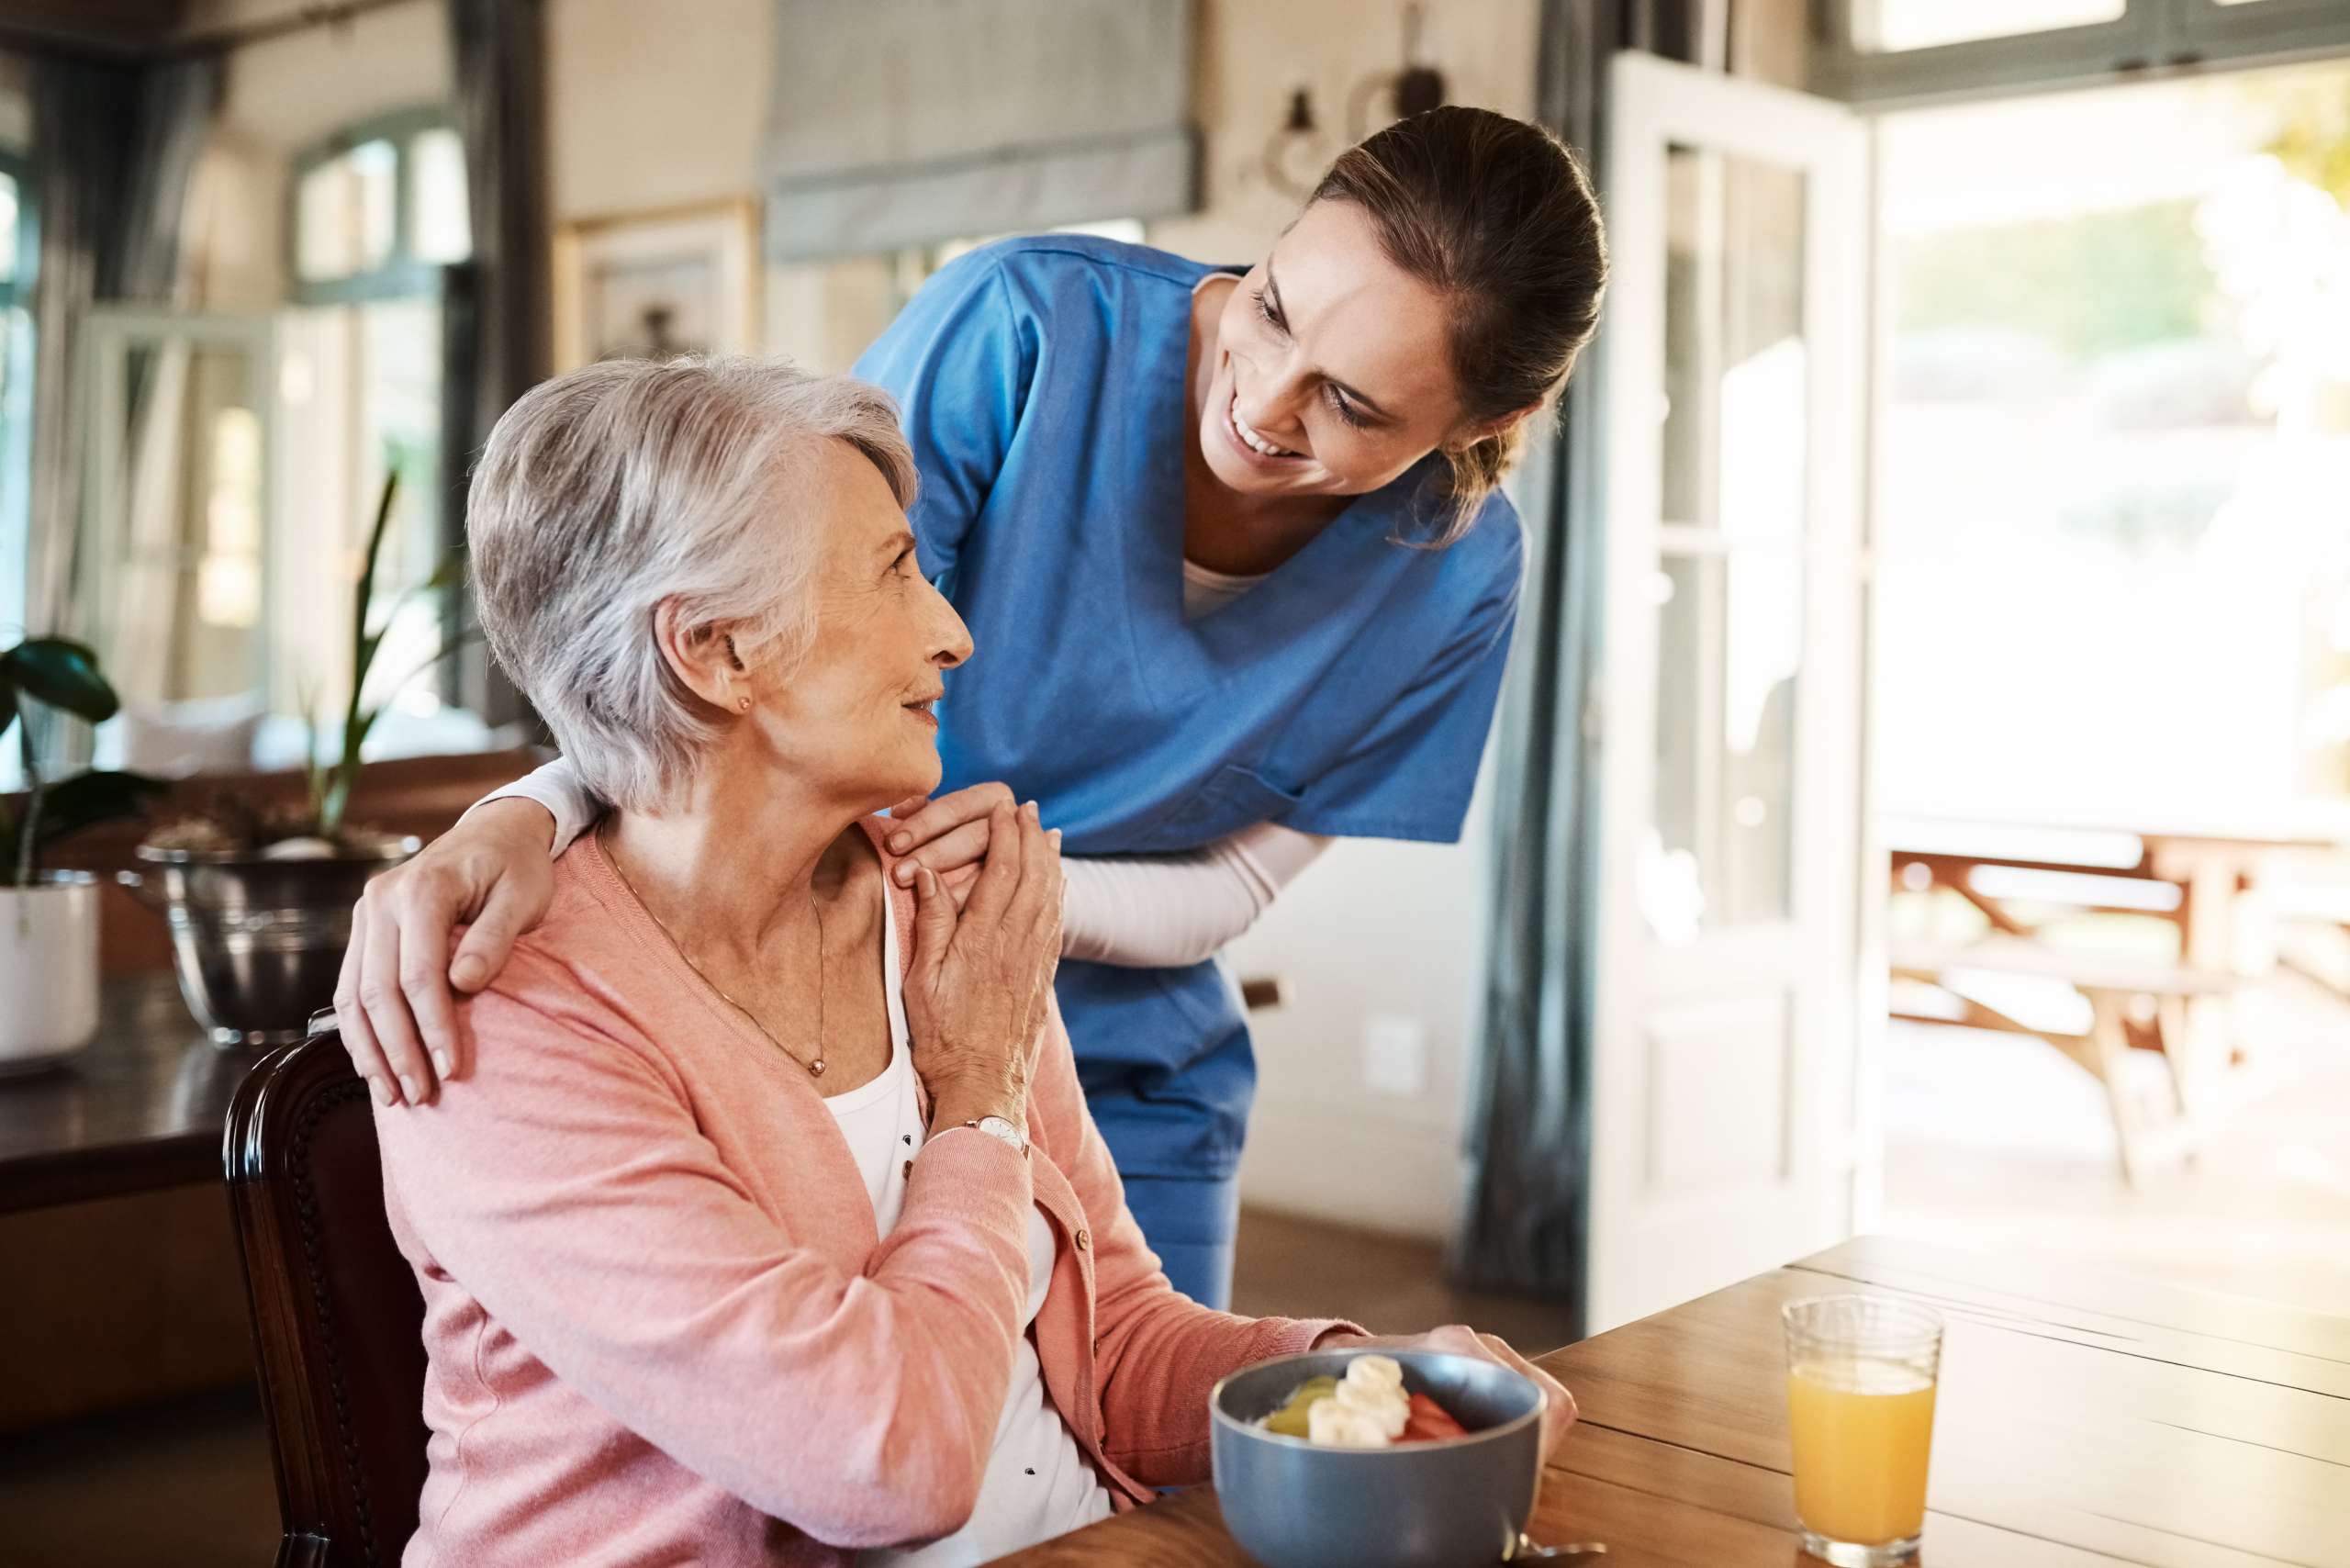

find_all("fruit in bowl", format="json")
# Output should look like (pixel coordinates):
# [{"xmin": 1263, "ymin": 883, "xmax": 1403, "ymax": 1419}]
[
  {"xmin": 1211, "ymin": 1348, "xmax": 1552, "ymax": 1568},
  {"xmin": 1258, "ymin": 1354, "xmax": 1472, "ymax": 1448}
]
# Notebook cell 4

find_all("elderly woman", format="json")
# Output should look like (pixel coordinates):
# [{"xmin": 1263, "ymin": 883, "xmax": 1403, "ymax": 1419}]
[{"xmin": 365, "ymin": 356, "xmax": 1571, "ymax": 1566}]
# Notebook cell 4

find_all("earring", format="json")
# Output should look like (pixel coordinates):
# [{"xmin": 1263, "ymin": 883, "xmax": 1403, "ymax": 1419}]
[{"xmin": 735, "ymin": 695, "xmax": 752, "ymax": 712}]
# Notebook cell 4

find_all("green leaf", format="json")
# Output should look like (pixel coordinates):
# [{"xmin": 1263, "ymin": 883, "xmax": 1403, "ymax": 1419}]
[
  {"xmin": 423, "ymin": 548, "xmax": 467, "ymax": 592},
  {"xmin": 352, "ymin": 469, "xmax": 401, "ymax": 687},
  {"xmin": 5, "ymin": 638, "xmax": 119, "ymax": 722},
  {"xmin": 32, "ymin": 769, "xmax": 169, "ymax": 848},
  {"xmin": 0, "ymin": 678, "xmax": 16, "ymax": 741}
]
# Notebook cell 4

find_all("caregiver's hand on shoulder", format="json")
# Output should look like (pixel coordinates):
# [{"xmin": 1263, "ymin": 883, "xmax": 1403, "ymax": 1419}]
[
  {"xmin": 885, "ymin": 782, "xmax": 1022, "ymax": 908},
  {"xmin": 904, "ymin": 800, "xmax": 1064, "ymax": 1136},
  {"xmin": 1328, "ymin": 1325, "xmax": 1577, "ymax": 1464},
  {"xmin": 334, "ymin": 797, "xmax": 559, "ymax": 1108}
]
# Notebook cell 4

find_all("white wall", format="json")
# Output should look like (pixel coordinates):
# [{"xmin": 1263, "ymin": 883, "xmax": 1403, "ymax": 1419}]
[
  {"xmin": 544, "ymin": 0, "xmax": 768, "ymax": 220},
  {"xmin": 207, "ymin": 0, "xmax": 450, "ymax": 156},
  {"xmin": 1154, "ymin": 0, "xmax": 1541, "ymax": 263},
  {"xmin": 1227, "ymin": 771, "xmax": 1504, "ymax": 1239}
]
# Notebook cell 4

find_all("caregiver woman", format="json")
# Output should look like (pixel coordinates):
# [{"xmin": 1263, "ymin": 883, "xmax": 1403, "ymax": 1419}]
[{"xmin": 335, "ymin": 106, "xmax": 1607, "ymax": 1310}]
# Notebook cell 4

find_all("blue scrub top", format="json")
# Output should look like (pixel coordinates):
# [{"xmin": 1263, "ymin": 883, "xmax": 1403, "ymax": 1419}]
[{"xmin": 854, "ymin": 237, "xmax": 1525, "ymax": 1182}]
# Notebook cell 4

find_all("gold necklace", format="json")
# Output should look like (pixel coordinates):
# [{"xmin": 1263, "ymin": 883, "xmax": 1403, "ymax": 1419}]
[{"xmin": 600, "ymin": 827, "xmax": 830, "ymax": 1078}]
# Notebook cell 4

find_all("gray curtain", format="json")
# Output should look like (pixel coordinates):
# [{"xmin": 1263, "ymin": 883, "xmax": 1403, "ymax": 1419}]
[
  {"xmin": 1451, "ymin": 0, "xmax": 1705, "ymax": 1326},
  {"xmin": 761, "ymin": 0, "xmax": 1198, "ymax": 261},
  {"xmin": 26, "ymin": 52, "xmax": 219, "ymax": 637},
  {"xmin": 447, "ymin": 0, "xmax": 551, "ymax": 729}
]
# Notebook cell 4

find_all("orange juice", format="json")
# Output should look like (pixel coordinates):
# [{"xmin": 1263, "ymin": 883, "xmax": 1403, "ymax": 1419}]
[{"xmin": 1786, "ymin": 1362, "xmax": 1937, "ymax": 1545}]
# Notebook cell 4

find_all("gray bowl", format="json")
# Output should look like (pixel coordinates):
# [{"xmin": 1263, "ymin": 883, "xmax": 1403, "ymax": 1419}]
[{"xmin": 1210, "ymin": 1349, "xmax": 1545, "ymax": 1568}]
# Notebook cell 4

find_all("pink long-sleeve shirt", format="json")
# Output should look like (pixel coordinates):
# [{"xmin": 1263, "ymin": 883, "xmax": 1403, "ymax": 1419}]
[{"xmin": 372, "ymin": 819, "xmax": 1358, "ymax": 1566}]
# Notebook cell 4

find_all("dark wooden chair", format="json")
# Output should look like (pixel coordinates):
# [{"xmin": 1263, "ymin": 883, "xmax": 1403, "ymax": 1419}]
[{"xmin": 225, "ymin": 1033, "xmax": 428, "ymax": 1568}]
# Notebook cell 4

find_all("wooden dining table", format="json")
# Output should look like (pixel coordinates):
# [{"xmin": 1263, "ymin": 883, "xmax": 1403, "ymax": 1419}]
[{"xmin": 991, "ymin": 1235, "xmax": 2350, "ymax": 1567}]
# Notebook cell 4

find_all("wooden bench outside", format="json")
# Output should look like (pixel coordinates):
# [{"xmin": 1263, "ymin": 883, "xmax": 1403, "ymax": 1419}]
[{"xmin": 1889, "ymin": 938, "xmax": 2243, "ymax": 1185}]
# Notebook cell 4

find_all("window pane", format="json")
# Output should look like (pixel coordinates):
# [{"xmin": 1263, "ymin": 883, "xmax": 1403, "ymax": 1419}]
[
  {"xmin": 0, "ymin": 172, "xmax": 17, "ymax": 285},
  {"xmin": 409, "ymin": 126, "xmax": 471, "ymax": 263},
  {"xmin": 357, "ymin": 298, "xmax": 448, "ymax": 709},
  {"xmin": 100, "ymin": 342, "xmax": 268, "ymax": 703},
  {"xmin": 1648, "ymin": 551, "xmax": 1802, "ymax": 942},
  {"xmin": 0, "ymin": 308, "xmax": 27, "ymax": 740},
  {"xmin": 1852, "ymin": 0, "xmax": 2125, "ymax": 53},
  {"xmin": 198, "ymin": 407, "xmax": 263, "ymax": 631},
  {"xmin": 1662, "ymin": 147, "xmax": 1810, "ymax": 539},
  {"xmin": 297, "ymin": 138, "xmax": 397, "ymax": 280}
]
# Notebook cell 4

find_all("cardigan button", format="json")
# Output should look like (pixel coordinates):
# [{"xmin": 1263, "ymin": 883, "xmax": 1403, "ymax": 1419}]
[{"xmin": 1074, "ymin": 1228, "xmax": 1091, "ymax": 1251}]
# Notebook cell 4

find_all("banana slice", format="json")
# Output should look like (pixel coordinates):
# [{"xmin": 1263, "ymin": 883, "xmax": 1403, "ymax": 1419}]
[
  {"xmin": 1334, "ymin": 1376, "xmax": 1410, "ymax": 1438},
  {"xmin": 1343, "ymin": 1354, "xmax": 1405, "ymax": 1394},
  {"xmin": 1307, "ymin": 1396, "xmax": 1391, "ymax": 1449}
]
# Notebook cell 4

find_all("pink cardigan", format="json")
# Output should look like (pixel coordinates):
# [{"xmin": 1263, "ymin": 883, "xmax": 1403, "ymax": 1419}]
[{"xmin": 373, "ymin": 819, "xmax": 1358, "ymax": 1566}]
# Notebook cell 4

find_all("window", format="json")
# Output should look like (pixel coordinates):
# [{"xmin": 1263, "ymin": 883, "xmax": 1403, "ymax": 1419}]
[
  {"xmin": 271, "ymin": 111, "xmax": 478, "ymax": 762},
  {"xmin": 1817, "ymin": 0, "xmax": 2350, "ymax": 105},
  {"xmin": 1849, "ymin": 0, "xmax": 2126, "ymax": 56},
  {"xmin": 289, "ymin": 108, "xmax": 469, "ymax": 304}
]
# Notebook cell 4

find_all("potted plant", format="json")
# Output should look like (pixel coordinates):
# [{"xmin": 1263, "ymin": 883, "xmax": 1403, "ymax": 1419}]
[
  {"xmin": 125, "ymin": 468, "xmax": 464, "ymax": 1048},
  {"xmin": 1, "ymin": 636, "xmax": 166, "ymax": 1070}
]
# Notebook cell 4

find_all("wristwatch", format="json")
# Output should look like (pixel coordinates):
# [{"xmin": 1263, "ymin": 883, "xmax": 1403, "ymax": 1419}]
[{"xmin": 957, "ymin": 1115, "xmax": 1028, "ymax": 1157}]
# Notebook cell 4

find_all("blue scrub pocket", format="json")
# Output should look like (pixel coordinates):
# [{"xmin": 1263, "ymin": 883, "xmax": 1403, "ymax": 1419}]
[{"xmin": 1136, "ymin": 763, "xmax": 1304, "ymax": 851}]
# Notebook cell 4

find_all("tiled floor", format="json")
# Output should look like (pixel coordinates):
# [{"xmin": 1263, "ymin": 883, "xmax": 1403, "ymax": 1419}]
[{"xmin": 0, "ymin": 1207, "xmax": 1572, "ymax": 1567}]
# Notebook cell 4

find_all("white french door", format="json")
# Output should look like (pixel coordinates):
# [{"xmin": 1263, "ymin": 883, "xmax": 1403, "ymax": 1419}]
[{"xmin": 1586, "ymin": 52, "xmax": 1872, "ymax": 1333}]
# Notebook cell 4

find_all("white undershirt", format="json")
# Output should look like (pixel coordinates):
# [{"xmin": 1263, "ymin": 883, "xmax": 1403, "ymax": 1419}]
[
  {"xmin": 840, "ymin": 908, "xmax": 1113, "ymax": 1564},
  {"xmin": 1181, "ymin": 555, "xmax": 1268, "ymax": 620},
  {"xmin": 1056, "ymin": 818, "xmax": 1330, "ymax": 968}
]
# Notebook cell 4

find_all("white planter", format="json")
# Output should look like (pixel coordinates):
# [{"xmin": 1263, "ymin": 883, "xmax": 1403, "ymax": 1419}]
[{"xmin": 0, "ymin": 874, "xmax": 102, "ymax": 1070}]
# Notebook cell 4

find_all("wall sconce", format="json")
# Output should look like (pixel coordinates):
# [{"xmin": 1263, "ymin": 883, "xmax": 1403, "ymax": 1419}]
[
  {"xmin": 1261, "ymin": 4, "xmax": 1449, "ymax": 202},
  {"xmin": 1262, "ymin": 84, "xmax": 1335, "ymax": 202},
  {"xmin": 1348, "ymin": 4, "xmax": 1449, "ymax": 138}
]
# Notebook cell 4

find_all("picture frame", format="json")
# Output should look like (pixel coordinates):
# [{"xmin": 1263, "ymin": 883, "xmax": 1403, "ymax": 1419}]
[{"xmin": 550, "ymin": 197, "xmax": 763, "ymax": 372}]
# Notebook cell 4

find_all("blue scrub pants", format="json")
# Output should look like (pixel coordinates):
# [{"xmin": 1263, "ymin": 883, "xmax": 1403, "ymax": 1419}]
[{"xmin": 1119, "ymin": 1170, "xmax": 1242, "ymax": 1311}]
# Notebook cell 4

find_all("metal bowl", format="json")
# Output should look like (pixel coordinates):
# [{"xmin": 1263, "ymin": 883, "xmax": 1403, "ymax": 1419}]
[
  {"xmin": 123, "ymin": 836, "xmax": 420, "ymax": 1049},
  {"xmin": 1211, "ymin": 1349, "xmax": 1547, "ymax": 1568}
]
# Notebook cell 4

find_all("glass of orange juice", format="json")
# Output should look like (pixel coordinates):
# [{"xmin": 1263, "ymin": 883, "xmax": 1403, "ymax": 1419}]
[{"xmin": 1782, "ymin": 1295, "xmax": 1944, "ymax": 1566}]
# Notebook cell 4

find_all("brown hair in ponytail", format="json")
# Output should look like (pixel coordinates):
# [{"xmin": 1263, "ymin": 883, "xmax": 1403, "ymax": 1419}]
[{"xmin": 1310, "ymin": 106, "xmax": 1607, "ymax": 544}]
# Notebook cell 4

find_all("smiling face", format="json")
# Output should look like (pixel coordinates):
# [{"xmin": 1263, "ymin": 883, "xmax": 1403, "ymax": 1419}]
[
  {"xmin": 735, "ymin": 439, "xmax": 971, "ymax": 813},
  {"xmin": 1197, "ymin": 199, "xmax": 1474, "ymax": 503}
]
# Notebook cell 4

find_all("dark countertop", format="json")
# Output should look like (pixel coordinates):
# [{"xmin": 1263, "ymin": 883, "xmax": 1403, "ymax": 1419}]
[{"xmin": 0, "ymin": 975, "xmax": 259, "ymax": 1214}]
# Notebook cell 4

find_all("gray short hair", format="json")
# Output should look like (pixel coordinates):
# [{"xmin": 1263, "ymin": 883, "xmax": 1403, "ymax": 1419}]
[{"xmin": 466, "ymin": 355, "xmax": 917, "ymax": 812}]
